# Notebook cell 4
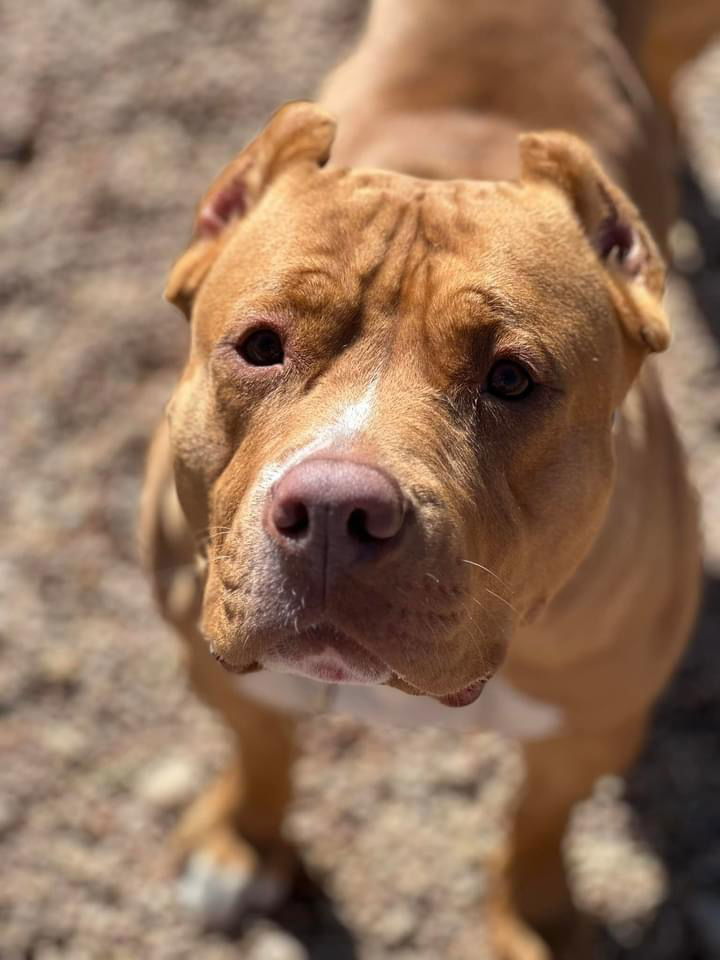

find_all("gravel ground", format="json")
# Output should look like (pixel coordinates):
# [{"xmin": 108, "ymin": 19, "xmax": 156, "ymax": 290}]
[{"xmin": 2, "ymin": 3, "xmax": 720, "ymax": 958}]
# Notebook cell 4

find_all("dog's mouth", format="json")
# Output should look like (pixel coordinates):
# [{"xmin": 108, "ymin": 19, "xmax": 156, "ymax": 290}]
[
  {"xmin": 211, "ymin": 624, "xmax": 489, "ymax": 708},
  {"xmin": 211, "ymin": 623, "xmax": 387, "ymax": 681},
  {"xmin": 213, "ymin": 654, "xmax": 262, "ymax": 676},
  {"xmin": 261, "ymin": 624, "xmax": 394, "ymax": 685}
]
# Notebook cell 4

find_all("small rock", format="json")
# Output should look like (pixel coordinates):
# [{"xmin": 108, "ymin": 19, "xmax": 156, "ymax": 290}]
[
  {"xmin": 42, "ymin": 723, "xmax": 88, "ymax": 760},
  {"xmin": 37, "ymin": 647, "xmax": 81, "ymax": 687},
  {"xmin": 374, "ymin": 902, "xmax": 417, "ymax": 946},
  {"xmin": 135, "ymin": 754, "xmax": 200, "ymax": 809},
  {"xmin": 244, "ymin": 926, "xmax": 308, "ymax": 960}
]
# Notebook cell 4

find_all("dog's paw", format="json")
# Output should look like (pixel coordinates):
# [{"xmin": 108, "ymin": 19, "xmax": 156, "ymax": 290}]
[{"xmin": 176, "ymin": 833, "xmax": 296, "ymax": 932}]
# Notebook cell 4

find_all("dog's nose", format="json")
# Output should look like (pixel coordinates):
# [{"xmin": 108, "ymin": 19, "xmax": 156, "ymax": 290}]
[{"xmin": 267, "ymin": 458, "xmax": 406, "ymax": 559}]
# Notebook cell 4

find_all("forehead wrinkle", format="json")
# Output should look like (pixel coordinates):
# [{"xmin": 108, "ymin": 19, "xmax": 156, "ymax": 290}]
[
  {"xmin": 237, "ymin": 261, "xmax": 340, "ymax": 316},
  {"xmin": 397, "ymin": 208, "xmax": 431, "ymax": 309},
  {"xmin": 392, "ymin": 187, "xmax": 479, "ymax": 318},
  {"xmin": 365, "ymin": 194, "xmax": 471, "ymax": 373},
  {"xmin": 295, "ymin": 184, "xmax": 413, "ymax": 318},
  {"xmin": 351, "ymin": 192, "xmax": 424, "ymax": 318},
  {"xmin": 352, "ymin": 204, "xmax": 409, "ymax": 304},
  {"xmin": 455, "ymin": 284, "xmax": 525, "ymax": 324}
]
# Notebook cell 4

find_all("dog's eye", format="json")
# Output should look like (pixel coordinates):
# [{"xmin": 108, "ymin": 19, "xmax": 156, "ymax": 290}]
[
  {"xmin": 238, "ymin": 328, "xmax": 285, "ymax": 366},
  {"xmin": 487, "ymin": 360, "xmax": 533, "ymax": 399}
]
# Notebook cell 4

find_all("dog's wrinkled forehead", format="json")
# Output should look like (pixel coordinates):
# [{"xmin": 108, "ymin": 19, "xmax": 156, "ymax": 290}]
[
  {"xmin": 195, "ymin": 166, "xmax": 614, "ymax": 377},
  {"xmin": 169, "ymin": 106, "xmax": 667, "ymax": 366}
]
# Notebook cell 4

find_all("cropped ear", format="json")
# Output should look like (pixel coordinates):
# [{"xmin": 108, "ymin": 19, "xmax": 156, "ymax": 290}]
[
  {"xmin": 519, "ymin": 131, "xmax": 669, "ymax": 353},
  {"xmin": 165, "ymin": 100, "xmax": 336, "ymax": 318}
]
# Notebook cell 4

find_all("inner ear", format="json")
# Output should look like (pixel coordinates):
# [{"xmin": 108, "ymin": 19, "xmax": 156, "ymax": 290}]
[
  {"xmin": 197, "ymin": 177, "xmax": 248, "ymax": 238},
  {"xmin": 519, "ymin": 130, "xmax": 669, "ymax": 353},
  {"xmin": 192, "ymin": 100, "xmax": 336, "ymax": 244},
  {"xmin": 596, "ymin": 205, "xmax": 644, "ymax": 277},
  {"xmin": 165, "ymin": 101, "xmax": 337, "ymax": 317}
]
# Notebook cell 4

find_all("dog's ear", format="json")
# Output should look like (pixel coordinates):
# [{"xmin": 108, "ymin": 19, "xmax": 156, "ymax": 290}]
[
  {"xmin": 165, "ymin": 101, "xmax": 336, "ymax": 318},
  {"xmin": 519, "ymin": 131, "xmax": 669, "ymax": 353}
]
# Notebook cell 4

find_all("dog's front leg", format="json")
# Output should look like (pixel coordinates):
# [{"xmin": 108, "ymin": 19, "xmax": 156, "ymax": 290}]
[
  {"xmin": 172, "ymin": 630, "xmax": 298, "ymax": 931},
  {"xmin": 501, "ymin": 713, "xmax": 648, "ymax": 959}
]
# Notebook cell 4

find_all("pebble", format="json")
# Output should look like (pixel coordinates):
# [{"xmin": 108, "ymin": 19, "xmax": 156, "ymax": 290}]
[
  {"xmin": 373, "ymin": 903, "xmax": 417, "ymax": 946},
  {"xmin": 41, "ymin": 723, "xmax": 88, "ymax": 761},
  {"xmin": 244, "ymin": 926, "xmax": 309, "ymax": 960},
  {"xmin": 135, "ymin": 755, "xmax": 200, "ymax": 810},
  {"xmin": 37, "ymin": 648, "xmax": 81, "ymax": 687}
]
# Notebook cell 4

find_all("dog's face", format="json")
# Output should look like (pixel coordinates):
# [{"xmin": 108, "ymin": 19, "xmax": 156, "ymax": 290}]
[{"xmin": 165, "ymin": 102, "xmax": 668, "ymax": 704}]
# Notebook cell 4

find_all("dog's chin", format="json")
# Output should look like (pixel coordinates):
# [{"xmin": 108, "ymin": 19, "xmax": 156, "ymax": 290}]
[
  {"xmin": 211, "ymin": 624, "xmax": 392, "ymax": 685},
  {"xmin": 211, "ymin": 624, "xmax": 490, "ymax": 707},
  {"xmin": 261, "ymin": 624, "xmax": 393, "ymax": 685}
]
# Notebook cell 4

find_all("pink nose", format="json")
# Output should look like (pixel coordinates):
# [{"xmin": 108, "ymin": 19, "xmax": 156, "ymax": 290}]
[{"xmin": 266, "ymin": 457, "xmax": 407, "ymax": 561}]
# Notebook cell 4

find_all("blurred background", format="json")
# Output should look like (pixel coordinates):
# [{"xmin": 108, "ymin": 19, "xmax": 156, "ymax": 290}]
[{"xmin": 2, "ymin": 2, "xmax": 720, "ymax": 958}]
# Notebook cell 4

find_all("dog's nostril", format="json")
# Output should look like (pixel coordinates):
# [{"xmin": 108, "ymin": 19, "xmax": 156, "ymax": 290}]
[
  {"xmin": 273, "ymin": 498, "xmax": 310, "ymax": 537},
  {"xmin": 347, "ymin": 508, "xmax": 374, "ymax": 543},
  {"xmin": 348, "ymin": 503, "xmax": 405, "ymax": 542}
]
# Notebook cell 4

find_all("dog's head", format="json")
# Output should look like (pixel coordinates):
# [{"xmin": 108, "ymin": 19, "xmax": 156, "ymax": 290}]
[{"xmin": 165, "ymin": 101, "xmax": 668, "ymax": 705}]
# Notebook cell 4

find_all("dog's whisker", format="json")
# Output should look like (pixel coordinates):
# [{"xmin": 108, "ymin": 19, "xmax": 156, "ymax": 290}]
[
  {"xmin": 470, "ymin": 588, "xmax": 520, "ymax": 618},
  {"xmin": 467, "ymin": 594, "xmax": 497, "ymax": 625},
  {"xmin": 459, "ymin": 558, "xmax": 513, "ymax": 593},
  {"xmin": 200, "ymin": 526, "xmax": 237, "ymax": 547},
  {"xmin": 200, "ymin": 525, "xmax": 234, "ymax": 537}
]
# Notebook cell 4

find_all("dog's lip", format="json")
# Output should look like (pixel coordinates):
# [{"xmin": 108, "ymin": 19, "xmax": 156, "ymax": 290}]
[
  {"xmin": 264, "ymin": 651, "xmax": 392, "ymax": 685},
  {"xmin": 435, "ymin": 678, "xmax": 489, "ymax": 708},
  {"xmin": 391, "ymin": 673, "xmax": 489, "ymax": 707},
  {"xmin": 210, "ymin": 632, "xmax": 489, "ymax": 704},
  {"xmin": 210, "ymin": 624, "xmax": 393, "ymax": 685},
  {"xmin": 263, "ymin": 624, "xmax": 393, "ymax": 685},
  {"xmin": 212, "ymin": 653, "xmax": 261, "ymax": 676}
]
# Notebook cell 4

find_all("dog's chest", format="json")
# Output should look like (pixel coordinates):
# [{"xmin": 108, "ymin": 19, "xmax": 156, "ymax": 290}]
[{"xmin": 234, "ymin": 671, "xmax": 563, "ymax": 740}]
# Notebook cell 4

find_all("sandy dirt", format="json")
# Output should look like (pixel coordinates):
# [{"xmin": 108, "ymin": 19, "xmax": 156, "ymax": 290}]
[{"xmin": 2, "ymin": 2, "xmax": 720, "ymax": 958}]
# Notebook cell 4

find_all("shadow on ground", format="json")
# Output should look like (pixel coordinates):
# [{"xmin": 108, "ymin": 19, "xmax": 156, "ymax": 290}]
[
  {"xmin": 599, "ymin": 574, "xmax": 720, "ymax": 959},
  {"xmin": 272, "ymin": 868, "xmax": 359, "ymax": 960}
]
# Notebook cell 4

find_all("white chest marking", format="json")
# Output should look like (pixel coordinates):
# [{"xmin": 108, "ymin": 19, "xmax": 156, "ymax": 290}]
[{"xmin": 234, "ymin": 669, "xmax": 564, "ymax": 741}]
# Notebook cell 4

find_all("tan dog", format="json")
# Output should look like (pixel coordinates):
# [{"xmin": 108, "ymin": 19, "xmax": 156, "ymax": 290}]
[{"xmin": 141, "ymin": 2, "xmax": 702, "ymax": 956}]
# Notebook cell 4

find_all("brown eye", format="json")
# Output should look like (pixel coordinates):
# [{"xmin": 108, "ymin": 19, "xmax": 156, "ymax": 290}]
[
  {"xmin": 238, "ymin": 328, "xmax": 284, "ymax": 366},
  {"xmin": 487, "ymin": 360, "xmax": 533, "ymax": 399}
]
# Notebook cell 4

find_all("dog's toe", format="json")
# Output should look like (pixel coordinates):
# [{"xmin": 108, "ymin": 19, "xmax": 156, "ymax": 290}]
[{"xmin": 177, "ymin": 841, "xmax": 294, "ymax": 932}]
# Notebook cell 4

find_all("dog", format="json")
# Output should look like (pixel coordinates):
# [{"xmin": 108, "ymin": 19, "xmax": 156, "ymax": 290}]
[{"xmin": 140, "ymin": 1, "xmax": 703, "ymax": 956}]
